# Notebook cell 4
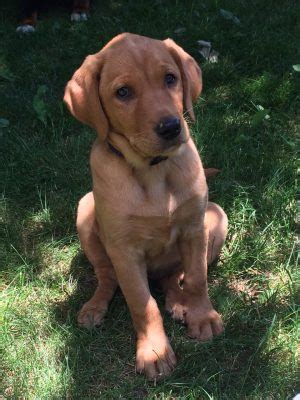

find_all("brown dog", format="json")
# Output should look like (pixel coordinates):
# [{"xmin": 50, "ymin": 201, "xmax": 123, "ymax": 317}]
[{"xmin": 64, "ymin": 33, "xmax": 228, "ymax": 380}]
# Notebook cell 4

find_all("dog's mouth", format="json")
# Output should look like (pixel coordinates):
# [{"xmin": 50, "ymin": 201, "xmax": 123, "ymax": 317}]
[
  {"xmin": 108, "ymin": 121, "xmax": 189, "ymax": 168},
  {"xmin": 161, "ymin": 136, "xmax": 188, "ymax": 155},
  {"xmin": 131, "ymin": 137, "xmax": 186, "ymax": 159},
  {"xmin": 131, "ymin": 124, "xmax": 189, "ymax": 158}
]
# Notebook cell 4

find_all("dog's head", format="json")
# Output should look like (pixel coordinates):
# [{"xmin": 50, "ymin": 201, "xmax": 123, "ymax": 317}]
[{"xmin": 64, "ymin": 33, "xmax": 202, "ymax": 160}]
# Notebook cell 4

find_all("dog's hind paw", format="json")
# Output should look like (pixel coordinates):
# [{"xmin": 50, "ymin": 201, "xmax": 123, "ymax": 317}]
[
  {"xmin": 165, "ymin": 291, "xmax": 185, "ymax": 323},
  {"xmin": 77, "ymin": 304, "xmax": 107, "ymax": 328}
]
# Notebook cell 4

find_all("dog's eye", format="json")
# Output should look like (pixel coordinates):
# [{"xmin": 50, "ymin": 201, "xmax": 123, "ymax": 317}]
[
  {"xmin": 165, "ymin": 73, "xmax": 177, "ymax": 86},
  {"xmin": 116, "ymin": 86, "xmax": 131, "ymax": 99}
]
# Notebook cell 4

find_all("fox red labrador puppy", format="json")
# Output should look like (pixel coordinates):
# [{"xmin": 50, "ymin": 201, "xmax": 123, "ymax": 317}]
[{"xmin": 64, "ymin": 33, "xmax": 228, "ymax": 380}]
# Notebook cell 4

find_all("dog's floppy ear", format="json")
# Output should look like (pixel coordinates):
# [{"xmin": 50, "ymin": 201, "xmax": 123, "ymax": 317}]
[
  {"xmin": 164, "ymin": 39, "xmax": 202, "ymax": 121},
  {"xmin": 64, "ymin": 53, "xmax": 109, "ymax": 140}
]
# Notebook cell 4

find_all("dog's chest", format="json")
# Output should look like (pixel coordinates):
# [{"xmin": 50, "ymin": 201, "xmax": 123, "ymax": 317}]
[{"xmin": 127, "ymin": 183, "xmax": 202, "ymax": 260}]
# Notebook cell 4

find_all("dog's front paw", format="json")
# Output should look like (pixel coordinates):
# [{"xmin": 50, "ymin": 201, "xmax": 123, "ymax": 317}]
[
  {"xmin": 77, "ymin": 303, "xmax": 107, "ymax": 328},
  {"xmin": 136, "ymin": 333, "xmax": 176, "ymax": 380},
  {"xmin": 184, "ymin": 296, "xmax": 223, "ymax": 341}
]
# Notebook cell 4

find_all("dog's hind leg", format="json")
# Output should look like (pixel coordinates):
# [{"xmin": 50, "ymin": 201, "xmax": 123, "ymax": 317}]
[
  {"xmin": 205, "ymin": 202, "xmax": 228, "ymax": 265},
  {"xmin": 160, "ymin": 270, "xmax": 185, "ymax": 322},
  {"xmin": 76, "ymin": 192, "xmax": 118, "ymax": 328}
]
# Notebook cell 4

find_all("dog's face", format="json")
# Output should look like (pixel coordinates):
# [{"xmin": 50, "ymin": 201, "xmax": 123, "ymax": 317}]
[
  {"xmin": 64, "ymin": 33, "xmax": 202, "ymax": 158},
  {"xmin": 100, "ymin": 37, "xmax": 187, "ymax": 157}
]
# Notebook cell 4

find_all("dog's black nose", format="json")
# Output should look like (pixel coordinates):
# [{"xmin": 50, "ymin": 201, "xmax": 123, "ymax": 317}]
[{"xmin": 155, "ymin": 117, "xmax": 181, "ymax": 140}]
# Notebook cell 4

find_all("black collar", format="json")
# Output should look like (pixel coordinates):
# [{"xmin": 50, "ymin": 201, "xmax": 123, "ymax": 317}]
[
  {"xmin": 108, "ymin": 143, "xmax": 168, "ymax": 166},
  {"xmin": 108, "ymin": 142, "xmax": 123, "ymax": 158}
]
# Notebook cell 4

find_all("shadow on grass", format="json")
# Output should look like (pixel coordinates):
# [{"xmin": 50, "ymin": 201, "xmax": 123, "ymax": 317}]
[
  {"xmin": 1, "ymin": 121, "xmax": 295, "ymax": 397},
  {"xmin": 1, "ymin": 112, "xmax": 295, "ymax": 398},
  {"xmin": 45, "ymin": 243, "xmax": 294, "ymax": 399}
]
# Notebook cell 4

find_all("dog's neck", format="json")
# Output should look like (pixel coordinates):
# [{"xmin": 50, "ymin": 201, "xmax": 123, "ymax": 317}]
[
  {"xmin": 108, "ymin": 131, "xmax": 169, "ymax": 168},
  {"xmin": 108, "ymin": 142, "xmax": 168, "ymax": 166}
]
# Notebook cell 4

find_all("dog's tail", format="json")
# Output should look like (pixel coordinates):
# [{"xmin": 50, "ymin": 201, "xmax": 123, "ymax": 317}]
[{"xmin": 204, "ymin": 168, "xmax": 221, "ymax": 179}]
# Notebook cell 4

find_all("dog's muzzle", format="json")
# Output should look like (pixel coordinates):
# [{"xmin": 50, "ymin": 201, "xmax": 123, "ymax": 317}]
[{"xmin": 155, "ymin": 116, "xmax": 181, "ymax": 141}]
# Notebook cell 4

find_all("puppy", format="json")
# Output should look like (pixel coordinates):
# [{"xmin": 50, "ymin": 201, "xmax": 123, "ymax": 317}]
[
  {"xmin": 64, "ymin": 33, "xmax": 228, "ymax": 380},
  {"xmin": 17, "ymin": 0, "xmax": 90, "ymax": 33}
]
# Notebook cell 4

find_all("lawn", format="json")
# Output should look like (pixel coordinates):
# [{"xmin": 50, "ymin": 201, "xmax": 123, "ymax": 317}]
[{"xmin": 0, "ymin": 0, "xmax": 299, "ymax": 398}]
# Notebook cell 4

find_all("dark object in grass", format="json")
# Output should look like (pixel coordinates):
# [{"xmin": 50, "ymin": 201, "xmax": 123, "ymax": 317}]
[{"xmin": 16, "ymin": 0, "xmax": 90, "ymax": 33}]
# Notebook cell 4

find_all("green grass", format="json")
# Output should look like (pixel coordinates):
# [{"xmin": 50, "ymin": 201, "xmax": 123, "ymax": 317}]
[{"xmin": 0, "ymin": 0, "xmax": 299, "ymax": 398}]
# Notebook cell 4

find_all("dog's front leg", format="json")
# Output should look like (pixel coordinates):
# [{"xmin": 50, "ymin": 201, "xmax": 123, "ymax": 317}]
[
  {"xmin": 106, "ymin": 246, "xmax": 176, "ymax": 380},
  {"xmin": 179, "ymin": 220, "xmax": 223, "ymax": 341}
]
